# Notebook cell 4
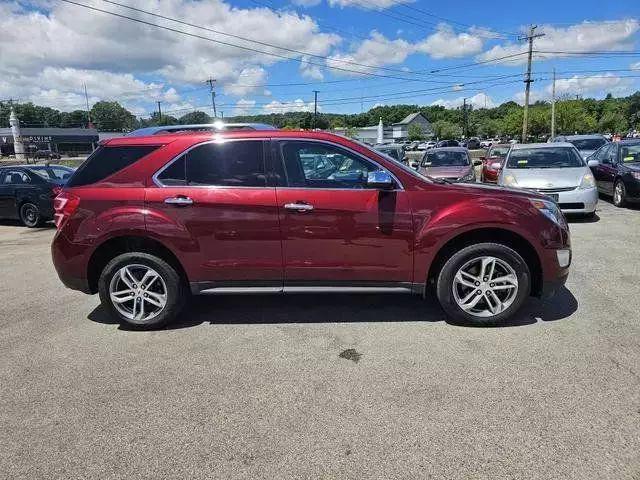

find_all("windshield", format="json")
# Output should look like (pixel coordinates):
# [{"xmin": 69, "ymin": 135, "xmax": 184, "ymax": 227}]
[
  {"xmin": 375, "ymin": 147, "xmax": 401, "ymax": 161},
  {"xmin": 488, "ymin": 146, "xmax": 510, "ymax": 158},
  {"xmin": 621, "ymin": 144, "xmax": 640, "ymax": 163},
  {"xmin": 28, "ymin": 166, "xmax": 74, "ymax": 181},
  {"xmin": 422, "ymin": 150, "xmax": 470, "ymax": 167},
  {"xmin": 507, "ymin": 147, "xmax": 584, "ymax": 169},
  {"xmin": 568, "ymin": 138, "xmax": 607, "ymax": 151}
]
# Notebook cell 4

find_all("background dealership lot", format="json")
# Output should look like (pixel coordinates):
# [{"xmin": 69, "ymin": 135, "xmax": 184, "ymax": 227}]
[{"xmin": 1, "ymin": 200, "xmax": 638, "ymax": 479}]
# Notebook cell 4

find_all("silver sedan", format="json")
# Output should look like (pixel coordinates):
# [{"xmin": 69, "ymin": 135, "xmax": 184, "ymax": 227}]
[{"xmin": 498, "ymin": 142, "xmax": 598, "ymax": 216}]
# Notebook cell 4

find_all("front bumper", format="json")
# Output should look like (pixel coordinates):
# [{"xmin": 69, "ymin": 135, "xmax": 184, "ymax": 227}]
[{"xmin": 526, "ymin": 186, "xmax": 598, "ymax": 214}]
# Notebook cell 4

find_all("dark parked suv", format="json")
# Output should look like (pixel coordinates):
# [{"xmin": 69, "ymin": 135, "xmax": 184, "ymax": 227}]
[{"xmin": 52, "ymin": 130, "xmax": 571, "ymax": 328}]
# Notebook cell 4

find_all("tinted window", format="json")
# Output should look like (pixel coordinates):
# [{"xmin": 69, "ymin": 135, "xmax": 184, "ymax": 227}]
[
  {"xmin": 157, "ymin": 155, "xmax": 187, "ymax": 186},
  {"xmin": 184, "ymin": 141, "xmax": 266, "ymax": 187},
  {"xmin": 568, "ymin": 138, "xmax": 607, "ymax": 151},
  {"xmin": 28, "ymin": 166, "xmax": 74, "ymax": 181},
  {"xmin": 488, "ymin": 146, "xmax": 510, "ymax": 158},
  {"xmin": 507, "ymin": 147, "xmax": 584, "ymax": 169},
  {"xmin": 67, "ymin": 145, "xmax": 160, "ymax": 187},
  {"xmin": 2, "ymin": 170, "xmax": 31, "ymax": 184},
  {"xmin": 620, "ymin": 144, "xmax": 640, "ymax": 164},
  {"xmin": 422, "ymin": 150, "xmax": 470, "ymax": 167},
  {"xmin": 279, "ymin": 141, "xmax": 378, "ymax": 189}
]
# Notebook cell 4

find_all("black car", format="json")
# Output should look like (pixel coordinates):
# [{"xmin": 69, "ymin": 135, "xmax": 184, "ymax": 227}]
[
  {"xmin": 0, "ymin": 165, "xmax": 73, "ymax": 227},
  {"xmin": 35, "ymin": 149, "xmax": 62, "ymax": 160},
  {"xmin": 587, "ymin": 140, "xmax": 640, "ymax": 207},
  {"xmin": 461, "ymin": 138, "xmax": 481, "ymax": 149}
]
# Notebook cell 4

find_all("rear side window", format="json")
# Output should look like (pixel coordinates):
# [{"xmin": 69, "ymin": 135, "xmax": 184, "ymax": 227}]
[
  {"xmin": 66, "ymin": 145, "xmax": 160, "ymax": 187},
  {"xmin": 157, "ymin": 141, "xmax": 266, "ymax": 187}
]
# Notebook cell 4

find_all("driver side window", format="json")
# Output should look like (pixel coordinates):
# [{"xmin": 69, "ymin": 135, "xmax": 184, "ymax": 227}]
[{"xmin": 278, "ymin": 141, "xmax": 380, "ymax": 189}]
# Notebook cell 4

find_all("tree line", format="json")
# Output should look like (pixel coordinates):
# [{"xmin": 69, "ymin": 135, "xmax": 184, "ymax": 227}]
[{"xmin": 2, "ymin": 91, "xmax": 639, "ymax": 140}]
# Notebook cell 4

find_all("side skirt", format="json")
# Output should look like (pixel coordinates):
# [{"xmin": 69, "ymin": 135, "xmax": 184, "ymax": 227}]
[{"xmin": 191, "ymin": 280, "xmax": 424, "ymax": 296}]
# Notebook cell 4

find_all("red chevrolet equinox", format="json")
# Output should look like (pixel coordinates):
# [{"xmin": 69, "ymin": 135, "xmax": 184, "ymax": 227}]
[{"xmin": 51, "ymin": 130, "xmax": 571, "ymax": 328}]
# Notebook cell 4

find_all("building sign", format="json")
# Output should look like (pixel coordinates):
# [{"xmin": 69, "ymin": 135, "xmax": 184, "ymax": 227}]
[{"xmin": 18, "ymin": 136, "xmax": 53, "ymax": 143}]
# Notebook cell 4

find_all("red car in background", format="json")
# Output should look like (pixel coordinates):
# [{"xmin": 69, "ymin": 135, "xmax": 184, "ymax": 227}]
[
  {"xmin": 51, "ymin": 130, "xmax": 571, "ymax": 329},
  {"xmin": 481, "ymin": 144, "xmax": 511, "ymax": 183}
]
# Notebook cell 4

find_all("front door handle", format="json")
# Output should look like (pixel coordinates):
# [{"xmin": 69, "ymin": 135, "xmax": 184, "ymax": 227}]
[
  {"xmin": 284, "ymin": 202, "xmax": 314, "ymax": 212},
  {"xmin": 164, "ymin": 196, "xmax": 194, "ymax": 206}
]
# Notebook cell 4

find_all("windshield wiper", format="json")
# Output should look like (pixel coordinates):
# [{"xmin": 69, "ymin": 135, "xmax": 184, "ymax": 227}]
[{"xmin": 429, "ymin": 177, "xmax": 453, "ymax": 184}]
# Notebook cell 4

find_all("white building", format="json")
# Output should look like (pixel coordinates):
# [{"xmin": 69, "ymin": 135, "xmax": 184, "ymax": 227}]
[{"xmin": 334, "ymin": 112, "xmax": 434, "ymax": 144}]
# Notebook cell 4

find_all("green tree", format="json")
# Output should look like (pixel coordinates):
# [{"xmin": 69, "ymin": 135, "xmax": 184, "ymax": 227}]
[
  {"xmin": 90, "ymin": 101, "xmax": 136, "ymax": 131},
  {"xmin": 179, "ymin": 111, "xmax": 211, "ymax": 124},
  {"xmin": 432, "ymin": 120, "xmax": 462, "ymax": 139},
  {"xmin": 407, "ymin": 123, "xmax": 424, "ymax": 141}
]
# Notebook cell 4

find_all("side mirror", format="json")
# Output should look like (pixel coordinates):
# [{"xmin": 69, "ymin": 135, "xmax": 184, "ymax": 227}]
[
  {"xmin": 472, "ymin": 159, "xmax": 482, "ymax": 167},
  {"xmin": 410, "ymin": 161, "xmax": 419, "ymax": 170},
  {"xmin": 367, "ymin": 170, "xmax": 395, "ymax": 190},
  {"xmin": 479, "ymin": 156, "xmax": 486, "ymax": 161},
  {"xmin": 587, "ymin": 159, "xmax": 600, "ymax": 168}
]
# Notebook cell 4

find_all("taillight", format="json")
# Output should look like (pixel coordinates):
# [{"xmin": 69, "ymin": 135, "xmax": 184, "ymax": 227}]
[{"xmin": 54, "ymin": 192, "xmax": 80, "ymax": 229}]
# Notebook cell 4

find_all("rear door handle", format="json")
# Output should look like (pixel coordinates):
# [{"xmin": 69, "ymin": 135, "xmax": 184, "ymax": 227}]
[
  {"xmin": 164, "ymin": 196, "xmax": 194, "ymax": 206},
  {"xmin": 284, "ymin": 202, "xmax": 314, "ymax": 212}
]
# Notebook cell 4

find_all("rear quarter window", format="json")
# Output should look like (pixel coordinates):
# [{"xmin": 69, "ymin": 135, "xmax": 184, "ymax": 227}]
[{"xmin": 66, "ymin": 145, "xmax": 160, "ymax": 187}]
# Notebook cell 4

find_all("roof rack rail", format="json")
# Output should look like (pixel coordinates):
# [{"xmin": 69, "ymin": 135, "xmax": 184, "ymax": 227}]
[{"xmin": 126, "ymin": 123, "xmax": 277, "ymax": 137}]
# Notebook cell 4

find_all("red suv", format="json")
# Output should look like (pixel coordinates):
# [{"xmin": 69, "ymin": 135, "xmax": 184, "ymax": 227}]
[{"xmin": 52, "ymin": 130, "xmax": 571, "ymax": 328}]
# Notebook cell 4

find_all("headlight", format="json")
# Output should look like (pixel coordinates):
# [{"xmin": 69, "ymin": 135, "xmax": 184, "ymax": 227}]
[
  {"xmin": 530, "ymin": 198, "xmax": 564, "ymax": 226},
  {"xmin": 459, "ymin": 171, "xmax": 475, "ymax": 182},
  {"xmin": 631, "ymin": 171, "xmax": 640, "ymax": 181},
  {"xmin": 502, "ymin": 174, "xmax": 518, "ymax": 186},
  {"xmin": 579, "ymin": 172, "xmax": 596, "ymax": 189}
]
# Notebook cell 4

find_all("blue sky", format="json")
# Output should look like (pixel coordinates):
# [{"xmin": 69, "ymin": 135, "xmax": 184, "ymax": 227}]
[{"xmin": 1, "ymin": 0, "xmax": 639, "ymax": 121}]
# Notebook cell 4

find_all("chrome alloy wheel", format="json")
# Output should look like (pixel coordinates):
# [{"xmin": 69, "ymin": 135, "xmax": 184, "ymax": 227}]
[
  {"xmin": 614, "ymin": 182, "xmax": 624, "ymax": 205},
  {"xmin": 452, "ymin": 256, "xmax": 519, "ymax": 317},
  {"xmin": 108, "ymin": 264, "xmax": 167, "ymax": 323}
]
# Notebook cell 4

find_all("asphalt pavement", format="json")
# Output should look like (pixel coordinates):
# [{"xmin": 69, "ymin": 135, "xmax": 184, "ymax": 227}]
[{"xmin": 1, "ymin": 199, "xmax": 639, "ymax": 479}]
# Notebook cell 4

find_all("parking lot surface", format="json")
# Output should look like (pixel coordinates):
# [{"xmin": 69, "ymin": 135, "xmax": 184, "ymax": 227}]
[{"xmin": 1, "ymin": 200, "xmax": 639, "ymax": 479}]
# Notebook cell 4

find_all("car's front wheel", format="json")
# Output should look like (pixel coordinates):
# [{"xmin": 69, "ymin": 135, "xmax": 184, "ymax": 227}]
[
  {"xmin": 436, "ymin": 243, "xmax": 531, "ymax": 326},
  {"xmin": 98, "ymin": 252, "xmax": 186, "ymax": 329}
]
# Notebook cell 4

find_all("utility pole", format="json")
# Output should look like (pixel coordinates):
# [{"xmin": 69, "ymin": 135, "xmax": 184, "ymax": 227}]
[
  {"xmin": 206, "ymin": 78, "xmax": 217, "ymax": 118},
  {"xmin": 520, "ymin": 25, "xmax": 545, "ymax": 143},
  {"xmin": 83, "ymin": 82, "xmax": 92, "ymax": 128},
  {"xmin": 462, "ymin": 97, "xmax": 468, "ymax": 138},
  {"xmin": 313, "ymin": 90, "xmax": 319, "ymax": 130},
  {"xmin": 156, "ymin": 101, "xmax": 162, "ymax": 124},
  {"xmin": 551, "ymin": 68, "xmax": 556, "ymax": 139}
]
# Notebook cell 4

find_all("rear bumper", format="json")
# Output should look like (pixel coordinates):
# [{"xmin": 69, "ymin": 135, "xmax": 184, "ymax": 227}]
[{"xmin": 51, "ymin": 229, "xmax": 93, "ymax": 294}]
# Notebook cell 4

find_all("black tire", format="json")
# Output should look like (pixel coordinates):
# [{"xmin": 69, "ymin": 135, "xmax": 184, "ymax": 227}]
[
  {"xmin": 98, "ymin": 252, "xmax": 186, "ymax": 329},
  {"xmin": 436, "ymin": 242, "xmax": 531, "ymax": 327},
  {"xmin": 19, "ymin": 202, "xmax": 43, "ymax": 228},
  {"xmin": 613, "ymin": 180, "xmax": 627, "ymax": 208}
]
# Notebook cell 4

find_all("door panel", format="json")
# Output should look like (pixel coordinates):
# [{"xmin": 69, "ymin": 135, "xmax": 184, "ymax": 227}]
[
  {"xmin": 276, "ymin": 191, "xmax": 413, "ymax": 283},
  {"xmin": 146, "ymin": 139, "xmax": 282, "ymax": 286},
  {"xmin": 145, "ymin": 187, "xmax": 282, "ymax": 284}
]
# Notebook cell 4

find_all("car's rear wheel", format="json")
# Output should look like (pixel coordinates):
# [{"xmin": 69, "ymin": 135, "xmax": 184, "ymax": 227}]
[
  {"xmin": 613, "ymin": 180, "xmax": 627, "ymax": 208},
  {"xmin": 19, "ymin": 202, "xmax": 43, "ymax": 228},
  {"xmin": 436, "ymin": 243, "xmax": 531, "ymax": 326},
  {"xmin": 98, "ymin": 252, "xmax": 186, "ymax": 329}
]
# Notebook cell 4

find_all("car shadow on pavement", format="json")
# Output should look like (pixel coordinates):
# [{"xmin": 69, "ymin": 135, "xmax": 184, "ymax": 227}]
[
  {"xmin": 87, "ymin": 286, "xmax": 578, "ymax": 331},
  {"xmin": 565, "ymin": 213, "xmax": 600, "ymax": 224},
  {"xmin": 0, "ymin": 219, "xmax": 56, "ymax": 229}
]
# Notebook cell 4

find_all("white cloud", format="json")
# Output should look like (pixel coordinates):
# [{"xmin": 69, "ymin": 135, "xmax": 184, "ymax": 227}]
[
  {"xmin": 415, "ymin": 24, "xmax": 485, "ymax": 59},
  {"xmin": 431, "ymin": 92, "xmax": 495, "ymax": 109},
  {"xmin": 452, "ymin": 84, "xmax": 464, "ymax": 91},
  {"xmin": 478, "ymin": 19, "xmax": 640, "ymax": 64},
  {"xmin": 548, "ymin": 74, "xmax": 635, "ymax": 97},
  {"xmin": 300, "ymin": 57, "xmax": 325, "ymax": 80},
  {"xmin": 292, "ymin": 0, "xmax": 322, "ymax": 6},
  {"xmin": 0, "ymin": 0, "xmax": 339, "ymax": 111},
  {"xmin": 222, "ymin": 67, "xmax": 268, "ymax": 96},
  {"xmin": 327, "ymin": 31, "xmax": 413, "ymax": 76},
  {"xmin": 328, "ymin": 0, "xmax": 413, "ymax": 9},
  {"xmin": 631, "ymin": 62, "xmax": 640, "ymax": 71},
  {"xmin": 232, "ymin": 99, "xmax": 257, "ymax": 116},
  {"xmin": 512, "ymin": 90, "xmax": 548, "ymax": 105},
  {"xmin": 263, "ymin": 98, "xmax": 316, "ymax": 113}
]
